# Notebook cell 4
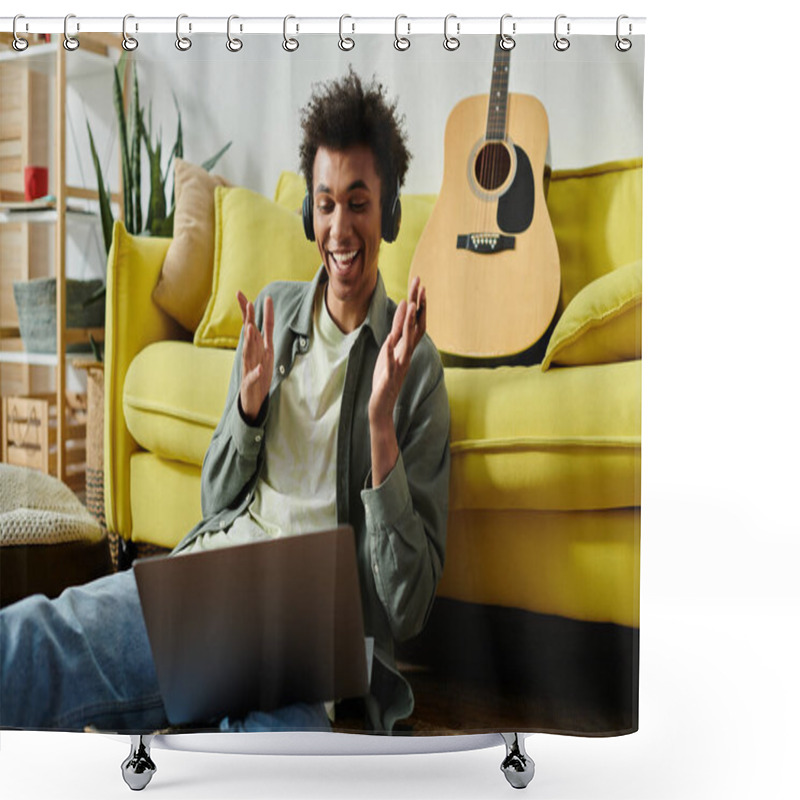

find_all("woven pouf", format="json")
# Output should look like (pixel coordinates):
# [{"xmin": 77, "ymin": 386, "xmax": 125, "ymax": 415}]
[{"xmin": 0, "ymin": 464, "xmax": 112, "ymax": 607}]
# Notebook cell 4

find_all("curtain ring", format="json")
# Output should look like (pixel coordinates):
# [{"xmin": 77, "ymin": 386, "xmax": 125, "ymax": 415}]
[
  {"xmin": 553, "ymin": 14, "xmax": 570, "ymax": 51},
  {"xmin": 122, "ymin": 14, "xmax": 138, "ymax": 51},
  {"xmin": 615, "ymin": 15, "xmax": 632, "ymax": 52},
  {"xmin": 175, "ymin": 14, "xmax": 192, "ymax": 51},
  {"xmin": 499, "ymin": 14, "xmax": 515, "ymax": 50},
  {"xmin": 443, "ymin": 14, "xmax": 460, "ymax": 51},
  {"xmin": 226, "ymin": 15, "xmax": 243, "ymax": 52},
  {"xmin": 12, "ymin": 15, "xmax": 29, "ymax": 51},
  {"xmin": 63, "ymin": 13, "xmax": 80, "ymax": 51},
  {"xmin": 339, "ymin": 15, "xmax": 355, "ymax": 51},
  {"xmin": 394, "ymin": 15, "xmax": 410, "ymax": 51},
  {"xmin": 282, "ymin": 15, "xmax": 299, "ymax": 51}
]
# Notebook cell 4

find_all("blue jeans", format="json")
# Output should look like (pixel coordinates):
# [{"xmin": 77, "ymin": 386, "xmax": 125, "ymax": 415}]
[{"xmin": 0, "ymin": 570, "xmax": 331, "ymax": 733}]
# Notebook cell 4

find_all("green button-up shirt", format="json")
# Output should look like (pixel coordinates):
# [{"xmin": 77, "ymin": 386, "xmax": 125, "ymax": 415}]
[{"xmin": 174, "ymin": 267, "xmax": 450, "ymax": 732}]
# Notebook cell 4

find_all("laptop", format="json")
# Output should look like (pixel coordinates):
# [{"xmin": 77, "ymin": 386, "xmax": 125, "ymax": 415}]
[{"xmin": 133, "ymin": 525, "xmax": 369, "ymax": 726}]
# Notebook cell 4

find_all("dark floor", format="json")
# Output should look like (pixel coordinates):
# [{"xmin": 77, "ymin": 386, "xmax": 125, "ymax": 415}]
[{"xmin": 336, "ymin": 598, "xmax": 639, "ymax": 737}]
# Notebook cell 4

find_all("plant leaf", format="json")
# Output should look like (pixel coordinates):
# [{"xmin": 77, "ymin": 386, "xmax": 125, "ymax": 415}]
[
  {"xmin": 82, "ymin": 284, "xmax": 106, "ymax": 311},
  {"xmin": 201, "ymin": 141, "xmax": 233, "ymax": 173},
  {"xmin": 165, "ymin": 93, "xmax": 183, "ymax": 175},
  {"xmin": 112, "ymin": 57, "xmax": 132, "ymax": 233},
  {"xmin": 115, "ymin": 51, "xmax": 127, "ymax": 95},
  {"xmin": 149, "ymin": 207, "xmax": 174, "ymax": 238},
  {"xmin": 145, "ymin": 139, "xmax": 167, "ymax": 233},
  {"xmin": 85, "ymin": 121, "xmax": 114, "ymax": 255},
  {"xmin": 89, "ymin": 333, "xmax": 104, "ymax": 363},
  {"xmin": 131, "ymin": 62, "xmax": 142, "ymax": 234},
  {"xmin": 165, "ymin": 101, "xmax": 183, "ymax": 216}
]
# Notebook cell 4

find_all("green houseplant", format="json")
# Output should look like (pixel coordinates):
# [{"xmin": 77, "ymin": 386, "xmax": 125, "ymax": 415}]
[
  {"xmin": 82, "ymin": 53, "xmax": 231, "ymax": 358},
  {"xmin": 87, "ymin": 52, "xmax": 231, "ymax": 254}
]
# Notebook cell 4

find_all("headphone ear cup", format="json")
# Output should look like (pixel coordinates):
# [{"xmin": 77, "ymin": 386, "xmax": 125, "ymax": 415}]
[
  {"xmin": 302, "ymin": 194, "xmax": 315, "ymax": 242},
  {"xmin": 382, "ymin": 195, "xmax": 402, "ymax": 243}
]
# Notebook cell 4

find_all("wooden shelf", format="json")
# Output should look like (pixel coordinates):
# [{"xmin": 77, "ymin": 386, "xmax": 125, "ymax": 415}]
[
  {"xmin": 0, "ymin": 351, "xmax": 59, "ymax": 367},
  {"xmin": 1, "ymin": 187, "xmax": 122, "ymax": 224},
  {"xmin": 64, "ymin": 327, "xmax": 105, "ymax": 347},
  {"xmin": 0, "ymin": 328, "xmax": 104, "ymax": 364},
  {"xmin": 0, "ymin": 205, "xmax": 101, "ymax": 224},
  {"xmin": 1, "ymin": 36, "xmax": 115, "ymax": 484},
  {"xmin": 0, "ymin": 351, "xmax": 95, "ymax": 367}
]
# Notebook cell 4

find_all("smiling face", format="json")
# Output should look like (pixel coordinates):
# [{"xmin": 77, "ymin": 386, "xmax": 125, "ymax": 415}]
[{"xmin": 312, "ymin": 144, "xmax": 383, "ymax": 333}]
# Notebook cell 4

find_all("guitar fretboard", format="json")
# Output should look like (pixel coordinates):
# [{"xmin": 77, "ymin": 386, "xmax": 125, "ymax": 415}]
[{"xmin": 486, "ymin": 35, "xmax": 511, "ymax": 141}]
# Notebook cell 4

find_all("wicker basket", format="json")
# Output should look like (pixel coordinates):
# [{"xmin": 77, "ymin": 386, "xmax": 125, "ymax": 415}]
[
  {"xmin": 12, "ymin": 277, "xmax": 104, "ymax": 354},
  {"xmin": 82, "ymin": 362, "xmax": 106, "ymax": 532}
]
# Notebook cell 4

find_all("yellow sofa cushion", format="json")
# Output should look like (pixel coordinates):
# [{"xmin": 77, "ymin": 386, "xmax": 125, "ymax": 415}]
[
  {"xmin": 130, "ymin": 453, "xmax": 203, "ymax": 548},
  {"xmin": 124, "ymin": 341, "xmax": 235, "ymax": 466},
  {"xmin": 125, "ymin": 339, "xmax": 639, "ymax": 513},
  {"xmin": 447, "ymin": 359, "xmax": 640, "ymax": 511},
  {"xmin": 272, "ymin": 169, "xmax": 436, "ymax": 305},
  {"xmin": 273, "ymin": 169, "xmax": 306, "ymax": 213},
  {"xmin": 542, "ymin": 260, "xmax": 642, "ymax": 371},
  {"xmin": 439, "ymin": 508, "xmax": 640, "ymax": 627},
  {"xmin": 548, "ymin": 158, "xmax": 643, "ymax": 310},
  {"xmin": 193, "ymin": 186, "xmax": 321, "ymax": 348}
]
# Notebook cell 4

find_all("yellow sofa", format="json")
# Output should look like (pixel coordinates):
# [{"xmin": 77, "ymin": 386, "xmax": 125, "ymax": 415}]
[{"xmin": 104, "ymin": 159, "xmax": 642, "ymax": 714}]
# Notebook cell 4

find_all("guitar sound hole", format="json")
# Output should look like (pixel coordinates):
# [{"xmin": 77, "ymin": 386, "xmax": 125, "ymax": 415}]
[{"xmin": 474, "ymin": 143, "xmax": 511, "ymax": 191}]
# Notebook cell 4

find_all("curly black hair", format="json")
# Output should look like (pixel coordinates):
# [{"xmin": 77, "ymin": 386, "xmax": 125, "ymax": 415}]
[{"xmin": 299, "ymin": 68, "xmax": 411, "ymax": 208}]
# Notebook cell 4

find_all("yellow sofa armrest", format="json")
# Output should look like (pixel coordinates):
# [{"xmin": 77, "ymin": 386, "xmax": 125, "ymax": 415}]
[{"xmin": 104, "ymin": 222, "xmax": 188, "ymax": 541}]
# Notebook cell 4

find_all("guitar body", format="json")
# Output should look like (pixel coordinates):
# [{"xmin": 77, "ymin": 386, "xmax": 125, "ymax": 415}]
[{"xmin": 411, "ymin": 93, "xmax": 560, "ymax": 359}]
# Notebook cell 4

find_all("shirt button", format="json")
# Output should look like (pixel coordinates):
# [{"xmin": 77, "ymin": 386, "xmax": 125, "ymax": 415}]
[
  {"xmin": 279, "ymin": 364, "xmax": 285, "ymax": 375},
  {"xmin": 255, "ymin": 434, "xmax": 262, "ymax": 442},
  {"xmin": 299, "ymin": 337, "xmax": 308, "ymax": 350}
]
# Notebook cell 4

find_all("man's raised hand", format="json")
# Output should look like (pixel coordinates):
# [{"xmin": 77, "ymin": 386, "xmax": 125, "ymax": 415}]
[
  {"xmin": 369, "ymin": 276, "xmax": 427, "ymax": 425},
  {"xmin": 236, "ymin": 292, "xmax": 274, "ymax": 424}
]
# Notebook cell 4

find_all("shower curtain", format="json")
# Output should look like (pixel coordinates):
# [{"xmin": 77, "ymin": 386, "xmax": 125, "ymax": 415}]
[{"xmin": 0, "ymin": 24, "xmax": 644, "ymax": 741}]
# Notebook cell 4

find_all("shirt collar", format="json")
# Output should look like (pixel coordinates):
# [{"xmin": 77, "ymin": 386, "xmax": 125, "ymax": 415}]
[{"xmin": 289, "ymin": 265, "xmax": 390, "ymax": 346}]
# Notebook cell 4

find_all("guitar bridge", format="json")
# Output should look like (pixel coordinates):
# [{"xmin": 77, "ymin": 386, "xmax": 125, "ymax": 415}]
[{"xmin": 456, "ymin": 233, "xmax": 516, "ymax": 254}]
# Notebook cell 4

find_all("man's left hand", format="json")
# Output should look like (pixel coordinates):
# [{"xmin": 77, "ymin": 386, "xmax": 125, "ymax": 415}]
[{"xmin": 369, "ymin": 276, "xmax": 427, "ymax": 428}]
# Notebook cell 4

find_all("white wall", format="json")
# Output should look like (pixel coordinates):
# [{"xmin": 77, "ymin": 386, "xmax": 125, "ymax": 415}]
[{"xmin": 129, "ymin": 33, "xmax": 644, "ymax": 198}]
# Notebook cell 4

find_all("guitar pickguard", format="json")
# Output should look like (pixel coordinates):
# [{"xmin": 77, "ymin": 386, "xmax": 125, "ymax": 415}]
[{"xmin": 497, "ymin": 144, "xmax": 534, "ymax": 234}]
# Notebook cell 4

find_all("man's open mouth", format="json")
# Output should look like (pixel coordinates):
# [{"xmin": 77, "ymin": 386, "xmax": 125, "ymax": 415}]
[{"xmin": 328, "ymin": 249, "xmax": 360, "ymax": 272}]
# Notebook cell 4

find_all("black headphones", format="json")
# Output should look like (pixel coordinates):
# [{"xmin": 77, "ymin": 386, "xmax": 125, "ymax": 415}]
[{"xmin": 302, "ymin": 181, "xmax": 402, "ymax": 244}]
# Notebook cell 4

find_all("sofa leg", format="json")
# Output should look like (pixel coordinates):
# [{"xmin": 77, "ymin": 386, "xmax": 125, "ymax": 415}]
[
  {"xmin": 121, "ymin": 734, "xmax": 157, "ymax": 791},
  {"xmin": 500, "ymin": 733, "xmax": 535, "ymax": 789}
]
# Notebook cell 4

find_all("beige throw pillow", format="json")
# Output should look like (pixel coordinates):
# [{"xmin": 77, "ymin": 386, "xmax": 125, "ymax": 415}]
[{"xmin": 152, "ymin": 158, "xmax": 230, "ymax": 331}]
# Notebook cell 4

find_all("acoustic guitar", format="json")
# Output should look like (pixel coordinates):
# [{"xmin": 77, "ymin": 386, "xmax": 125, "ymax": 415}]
[{"xmin": 410, "ymin": 36, "xmax": 560, "ymax": 359}]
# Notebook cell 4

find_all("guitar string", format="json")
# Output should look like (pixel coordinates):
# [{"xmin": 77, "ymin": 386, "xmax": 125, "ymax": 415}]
[
  {"xmin": 475, "ymin": 37, "xmax": 509, "ymax": 246},
  {"xmin": 487, "ymin": 38, "xmax": 499, "ymax": 239},
  {"xmin": 482, "ymin": 38, "xmax": 497, "ymax": 242},
  {"xmin": 488, "ymin": 37, "xmax": 506, "ymax": 242},
  {"xmin": 492, "ymin": 37, "xmax": 508, "ymax": 241}
]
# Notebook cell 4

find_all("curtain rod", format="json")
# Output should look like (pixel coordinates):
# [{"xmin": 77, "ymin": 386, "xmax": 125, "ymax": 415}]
[{"xmin": 2, "ymin": 16, "xmax": 646, "ymax": 37}]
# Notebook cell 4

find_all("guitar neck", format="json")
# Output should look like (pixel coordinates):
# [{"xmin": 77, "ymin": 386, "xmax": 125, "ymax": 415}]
[{"xmin": 486, "ymin": 35, "xmax": 511, "ymax": 142}]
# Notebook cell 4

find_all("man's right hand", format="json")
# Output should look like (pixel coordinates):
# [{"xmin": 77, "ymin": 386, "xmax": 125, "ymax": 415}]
[{"xmin": 236, "ymin": 291, "xmax": 274, "ymax": 424}]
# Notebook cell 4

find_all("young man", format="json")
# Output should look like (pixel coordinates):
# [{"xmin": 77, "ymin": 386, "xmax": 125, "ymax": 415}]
[{"xmin": 0, "ymin": 71, "xmax": 450, "ymax": 734}]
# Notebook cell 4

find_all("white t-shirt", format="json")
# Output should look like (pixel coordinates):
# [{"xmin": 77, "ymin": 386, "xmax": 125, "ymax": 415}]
[{"xmin": 184, "ymin": 286, "xmax": 361, "ymax": 553}]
